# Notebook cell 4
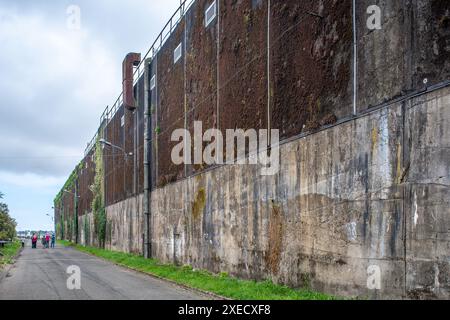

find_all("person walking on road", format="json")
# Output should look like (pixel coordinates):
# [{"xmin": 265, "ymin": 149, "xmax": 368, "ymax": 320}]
[
  {"xmin": 31, "ymin": 233, "xmax": 37, "ymax": 249},
  {"xmin": 45, "ymin": 233, "xmax": 50, "ymax": 249},
  {"xmin": 51, "ymin": 233, "xmax": 55, "ymax": 248}
]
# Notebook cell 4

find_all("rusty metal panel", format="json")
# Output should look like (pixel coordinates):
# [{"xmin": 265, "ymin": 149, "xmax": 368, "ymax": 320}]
[
  {"xmin": 136, "ymin": 76, "xmax": 146, "ymax": 193},
  {"xmin": 78, "ymin": 149, "xmax": 95, "ymax": 216},
  {"xmin": 219, "ymin": 0, "xmax": 268, "ymax": 133},
  {"xmin": 156, "ymin": 19, "xmax": 186, "ymax": 188},
  {"xmin": 185, "ymin": 0, "xmax": 218, "ymax": 176},
  {"xmin": 270, "ymin": 0, "xmax": 353, "ymax": 139}
]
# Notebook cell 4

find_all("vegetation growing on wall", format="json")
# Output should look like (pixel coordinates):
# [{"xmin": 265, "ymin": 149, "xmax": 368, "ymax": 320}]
[
  {"xmin": 53, "ymin": 164, "xmax": 80, "ymax": 206},
  {"xmin": 54, "ymin": 162, "xmax": 82, "ymax": 241},
  {"xmin": 83, "ymin": 214, "xmax": 90, "ymax": 246},
  {"xmin": 59, "ymin": 212, "xmax": 65, "ymax": 240},
  {"xmin": 92, "ymin": 137, "xmax": 106, "ymax": 248}
]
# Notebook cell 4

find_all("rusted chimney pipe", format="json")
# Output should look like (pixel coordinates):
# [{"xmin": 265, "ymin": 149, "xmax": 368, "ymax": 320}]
[{"xmin": 122, "ymin": 52, "xmax": 141, "ymax": 110}]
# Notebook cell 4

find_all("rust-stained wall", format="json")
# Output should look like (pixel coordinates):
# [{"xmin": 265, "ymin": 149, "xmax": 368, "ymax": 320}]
[
  {"xmin": 219, "ymin": 0, "xmax": 268, "ymax": 133},
  {"xmin": 186, "ymin": 0, "xmax": 218, "ymax": 175},
  {"xmin": 271, "ymin": 0, "xmax": 353, "ymax": 138},
  {"xmin": 78, "ymin": 149, "xmax": 95, "ymax": 216},
  {"xmin": 150, "ymin": 86, "xmax": 450, "ymax": 299},
  {"xmin": 103, "ymin": 77, "xmax": 146, "ymax": 207},
  {"xmin": 157, "ymin": 19, "xmax": 186, "ymax": 186}
]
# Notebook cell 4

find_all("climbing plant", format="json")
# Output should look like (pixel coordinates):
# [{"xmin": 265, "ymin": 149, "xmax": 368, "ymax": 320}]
[
  {"xmin": 59, "ymin": 212, "xmax": 65, "ymax": 240},
  {"xmin": 83, "ymin": 214, "xmax": 90, "ymax": 246},
  {"xmin": 67, "ymin": 217, "xmax": 72, "ymax": 241},
  {"xmin": 92, "ymin": 137, "xmax": 106, "ymax": 248},
  {"xmin": 54, "ymin": 162, "xmax": 82, "ymax": 241}
]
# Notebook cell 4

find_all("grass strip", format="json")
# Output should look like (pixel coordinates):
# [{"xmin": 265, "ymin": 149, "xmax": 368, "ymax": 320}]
[{"xmin": 0, "ymin": 241, "xmax": 21, "ymax": 268}]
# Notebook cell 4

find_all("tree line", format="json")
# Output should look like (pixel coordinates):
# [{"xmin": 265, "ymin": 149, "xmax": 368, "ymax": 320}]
[{"xmin": 0, "ymin": 191, "xmax": 16, "ymax": 240}]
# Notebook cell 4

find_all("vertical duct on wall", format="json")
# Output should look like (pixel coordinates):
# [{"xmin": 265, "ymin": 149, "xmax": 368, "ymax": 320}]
[
  {"xmin": 267, "ymin": 0, "xmax": 271, "ymax": 144},
  {"xmin": 143, "ymin": 59, "xmax": 152, "ymax": 259},
  {"xmin": 123, "ymin": 52, "xmax": 141, "ymax": 111},
  {"xmin": 184, "ymin": 7, "xmax": 188, "ymax": 178},
  {"xmin": 352, "ymin": 0, "xmax": 358, "ymax": 116},
  {"xmin": 216, "ymin": 0, "xmax": 220, "ymax": 134}
]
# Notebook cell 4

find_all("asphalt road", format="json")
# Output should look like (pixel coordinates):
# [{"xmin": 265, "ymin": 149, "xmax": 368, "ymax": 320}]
[{"xmin": 0, "ymin": 242, "xmax": 207, "ymax": 300}]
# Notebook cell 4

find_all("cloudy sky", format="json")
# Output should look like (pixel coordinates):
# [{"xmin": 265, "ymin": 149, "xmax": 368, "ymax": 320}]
[{"xmin": 0, "ymin": 0, "xmax": 180, "ymax": 231}]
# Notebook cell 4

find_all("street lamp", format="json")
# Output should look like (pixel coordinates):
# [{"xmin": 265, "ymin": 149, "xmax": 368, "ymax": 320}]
[
  {"xmin": 64, "ymin": 189, "xmax": 80, "ymax": 198},
  {"xmin": 99, "ymin": 138, "xmax": 133, "ymax": 157},
  {"xmin": 46, "ymin": 213, "xmax": 54, "ymax": 222}
]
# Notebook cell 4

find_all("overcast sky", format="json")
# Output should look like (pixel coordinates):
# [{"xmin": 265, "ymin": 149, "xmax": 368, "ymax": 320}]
[{"xmin": 0, "ymin": 0, "xmax": 180, "ymax": 231}]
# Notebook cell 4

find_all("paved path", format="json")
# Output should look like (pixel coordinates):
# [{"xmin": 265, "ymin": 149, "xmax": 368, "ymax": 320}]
[{"xmin": 0, "ymin": 242, "xmax": 207, "ymax": 300}]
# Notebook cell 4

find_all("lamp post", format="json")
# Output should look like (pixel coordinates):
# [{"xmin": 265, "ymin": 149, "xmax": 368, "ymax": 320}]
[
  {"xmin": 46, "ymin": 213, "xmax": 55, "ymax": 235},
  {"xmin": 99, "ymin": 138, "xmax": 134, "ymax": 223},
  {"xmin": 99, "ymin": 138, "xmax": 133, "ymax": 157}
]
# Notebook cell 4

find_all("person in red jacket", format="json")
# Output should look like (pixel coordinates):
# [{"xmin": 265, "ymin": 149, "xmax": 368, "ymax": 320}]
[
  {"xmin": 31, "ymin": 233, "xmax": 37, "ymax": 249},
  {"xmin": 45, "ymin": 233, "xmax": 50, "ymax": 249}
]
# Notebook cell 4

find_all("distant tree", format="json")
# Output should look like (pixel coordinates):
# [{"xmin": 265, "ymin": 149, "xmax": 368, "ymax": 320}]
[{"xmin": 0, "ymin": 191, "xmax": 17, "ymax": 240}]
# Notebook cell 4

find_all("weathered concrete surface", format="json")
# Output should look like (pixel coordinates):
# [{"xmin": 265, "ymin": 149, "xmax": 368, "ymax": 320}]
[
  {"xmin": 357, "ymin": 0, "xmax": 450, "ymax": 110},
  {"xmin": 79, "ymin": 212, "xmax": 95, "ymax": 248},
  {"xmin": 78, "ymin": 194, "xmax": 144, "ymax": 255},
  {"xmin": 106, "ymin": 194, "xmax": 144, "ymax": 255},
  {"xmin": 404, "ymin": 88, "xmax": 450, "ymax": 299},
  {"xmin": 149, "ymin": 86, "xmax": 450, "ymax": 299}
]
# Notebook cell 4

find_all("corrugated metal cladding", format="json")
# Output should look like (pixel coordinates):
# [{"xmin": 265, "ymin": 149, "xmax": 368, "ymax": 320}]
[{"xmin": 57, "ymin": 0, "xmax": 449, "ymax": 215}]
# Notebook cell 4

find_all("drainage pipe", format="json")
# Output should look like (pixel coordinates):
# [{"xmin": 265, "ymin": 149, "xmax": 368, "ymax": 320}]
[
  {"xmin": 143, "ymin": 58, "xmax": 152, "ymax": 259},
  {"xmin": 352, "ymin": 0, "xmax": 358, "ymax": 116}
]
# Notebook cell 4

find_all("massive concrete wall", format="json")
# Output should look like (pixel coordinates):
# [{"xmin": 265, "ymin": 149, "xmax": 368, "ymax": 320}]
[
  {"xmin": 55, "ymin": 0, "xmax": 450, "ymax": 299},
  {"xmin": 357, "ymin": 0, "xmax": 450, "ymax": 110},
  {"xmin": 150, "ymin": 86, "xmax": 450, "ymax": 299},
  {"xmin": 106, "ymin": 194, "xmax": 144, "ymax": 255},
  {"xmin": 77, "ymin": 195, "xmax": 144, "ymax": 255},
  {"xmin": 405, "ymin": 88, "xmax": 450, "ymax": 299}
]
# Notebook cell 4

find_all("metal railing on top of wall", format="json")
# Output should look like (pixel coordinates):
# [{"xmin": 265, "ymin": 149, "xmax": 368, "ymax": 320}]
[{"xmin": 84, "ymin": 0, "xmax": 197, "ymax": 156}]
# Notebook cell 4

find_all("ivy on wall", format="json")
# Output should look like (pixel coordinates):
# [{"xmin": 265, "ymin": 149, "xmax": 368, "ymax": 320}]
[
  {"xmin": 83, "ymin": 214, "xmax": 90, "ymax": 246},
  {"xmin": 54, "ymin": 162, "xmax": 82, "ymax": 241},
  {"xmin": 92, "ymin": 137, "xmax": 106, "ymax": 248}
]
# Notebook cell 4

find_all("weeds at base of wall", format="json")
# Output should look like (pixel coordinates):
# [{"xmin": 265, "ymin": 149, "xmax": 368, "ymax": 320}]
[{"xmin": 58, "ymin": 240, "xmax": 335, "ymax": 300}]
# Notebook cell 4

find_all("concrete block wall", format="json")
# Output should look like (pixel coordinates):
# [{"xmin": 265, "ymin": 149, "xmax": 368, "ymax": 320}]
[{"xmin": 150, "ymin": 86, "xmax": 450, "ymax": 299}]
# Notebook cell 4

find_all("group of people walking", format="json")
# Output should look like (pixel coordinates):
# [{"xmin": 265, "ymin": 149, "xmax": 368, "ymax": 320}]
[{"xmin": 31, "ymin": 233, "xmax": 55, "ymax": 249}]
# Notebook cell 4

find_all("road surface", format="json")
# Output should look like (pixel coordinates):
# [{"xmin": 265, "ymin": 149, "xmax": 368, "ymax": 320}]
[{"xmin": 0, "ymin": 242, "xmax": 207, "ymax": 300}]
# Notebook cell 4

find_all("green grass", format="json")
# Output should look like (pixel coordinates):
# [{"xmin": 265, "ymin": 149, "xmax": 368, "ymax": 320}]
[
  {"xmin": 0, "ymin": 241, "xmax": 21, "ymax": 267},
  {"xmin": 58, "ymin": 240, "xmax": 334, "ymax": 300}
]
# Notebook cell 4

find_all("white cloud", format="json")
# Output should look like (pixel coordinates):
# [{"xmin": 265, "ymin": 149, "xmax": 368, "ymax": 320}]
[
  {"xmin": 0, "ymin": 0, "xmax": 181, "ymax": 230},
  {"xmin": 0, "ymin": 6, "xmax": 118, "ymax": 176},
  {"xmin": 0, "ymin": 171, "xmax": 64, "ymax": 190}
]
